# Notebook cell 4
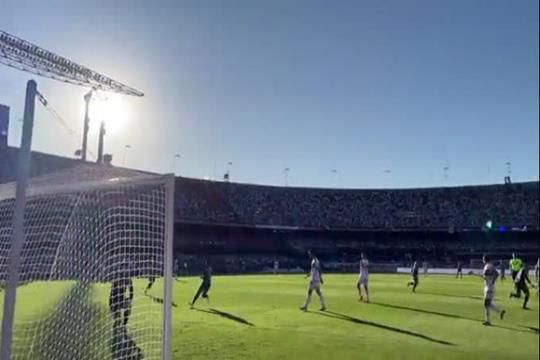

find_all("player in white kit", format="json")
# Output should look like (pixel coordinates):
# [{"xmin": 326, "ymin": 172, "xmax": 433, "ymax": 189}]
[
  {"xmin": 300, "ymin": 250, "xmax": 326, "ymax": 311},
  {"xmin": 481, "ymin": 255, "xmax": 506, "ymax": 326},
  {"xmin": 357, "ymin": 253, "xmax": 370, "ymax": 303}
]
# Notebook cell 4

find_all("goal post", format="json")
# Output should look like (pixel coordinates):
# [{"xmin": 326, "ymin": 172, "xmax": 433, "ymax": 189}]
[{"xmin": 0, "ymin": 166, "xmax": 174, "ymax": 359}]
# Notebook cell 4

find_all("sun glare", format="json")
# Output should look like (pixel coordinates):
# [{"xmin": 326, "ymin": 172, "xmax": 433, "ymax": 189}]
[{"xmin": 88, "ymin": 93, "xmax": 129, "ymax": 134}]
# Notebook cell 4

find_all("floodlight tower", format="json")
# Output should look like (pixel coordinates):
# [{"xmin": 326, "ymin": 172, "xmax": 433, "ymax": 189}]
[{"xmin": 0, "ymin": 29, "xmax": 149, "ymax": 360}]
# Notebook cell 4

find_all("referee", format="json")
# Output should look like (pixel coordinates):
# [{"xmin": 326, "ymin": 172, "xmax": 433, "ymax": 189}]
[{"xmin": 509, "ymin": 253, "xmax": 523, "ymax": 281}]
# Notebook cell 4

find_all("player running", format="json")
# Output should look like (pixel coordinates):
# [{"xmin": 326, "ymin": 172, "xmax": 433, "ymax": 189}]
[
  {"xmin": 407, "ymin": 261, "xmax": 419, "ymax": 293},
  {"xmin": 509, "ymin": 253, "xmax": 523, "ymax": 281},
  {"xmin": 509, "ymin": 253, "xmax": 523, "ymax": 296},
  {"xmin": 456, "ymin": 261, "xmax": 463, "ymax": 279},
  {"xmin": 510, "ymin": 263, "xmax": 536, "ymax": 309},
  {"xmin": 109, "ymin": 259, "xmax": 134, "ymax": 328},
  {"xmin": 300, "ymin": 250, "xmax": 326, "ymax": 311},
  {"xmin": 357, "ymin": 252, "xmax": 369, "ymax": 303},
  {"xmin": 481, "ymin": 255, "xmax": 506, "ymax": 326},
  {"xmin": 190, "ymin": 261, "xmax": 212, "ymax": 308}
]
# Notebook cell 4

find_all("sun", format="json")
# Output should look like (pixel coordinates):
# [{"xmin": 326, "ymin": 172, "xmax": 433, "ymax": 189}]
[{"xmin": 88, "ymin": 93, "xmax": 129, "ymax": 134}]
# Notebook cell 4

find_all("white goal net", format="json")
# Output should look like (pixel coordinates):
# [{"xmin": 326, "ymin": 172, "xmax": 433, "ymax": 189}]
[{"xmin": 0, "ymin": 165, "xmax": 174, "ymax": 360}]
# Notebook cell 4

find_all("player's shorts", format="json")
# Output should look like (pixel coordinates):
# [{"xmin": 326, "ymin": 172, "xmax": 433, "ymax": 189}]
[
  {"xmin": 483, "ymin": 288, "xmax": 494, "ymax": 301},
  {"xmin": 358, "ymin": 276, "xmax": 368, "ymax": 286},
  {"xmin": 511, "ymin": 271, "xmax": 518, "ymax": 281},
  {"xmin": 308, "ymin": 280, "xmax": 321, "ymax": 291}
]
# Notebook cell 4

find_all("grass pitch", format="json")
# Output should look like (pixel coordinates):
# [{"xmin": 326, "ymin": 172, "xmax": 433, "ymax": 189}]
[
  {"xmin": 2, "ymin": 274, "xmax": 539, "ymax": 359},
  {"xmin": 173, "ymin": 274, "xmax": 539, "ymax": 360}
]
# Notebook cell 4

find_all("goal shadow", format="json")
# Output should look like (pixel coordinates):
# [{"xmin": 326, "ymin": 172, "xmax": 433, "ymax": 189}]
[{"xmin": 11, "ymin": 281, "xmax": 144, "ymax": 359}]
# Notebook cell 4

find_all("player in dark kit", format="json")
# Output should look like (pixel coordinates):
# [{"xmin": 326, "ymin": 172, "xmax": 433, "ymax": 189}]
[
  {"xmin": 144, "ymin": 276, "xmax": 156, "ymax": 295},
  {"xmin": 407, "ymin": 261, "xmax": 420, "ymax": 293},
  {"xmin": 456, "ymin": 261, "xmax": 463, "ymax": 279},
  {"xmin": 510, "ymin": 264, "xmax": 536, "ymax": 309},
  {"xmin": 109, "ymin": 259, "xmax": 142, "ymax": 359},
  {"xmin": 190, "ymin": 262, "xmax": 212, "ymax": 308},
  {"xmin": 109, "ymin": 261, "xmax": 134, "ymax": 327}
]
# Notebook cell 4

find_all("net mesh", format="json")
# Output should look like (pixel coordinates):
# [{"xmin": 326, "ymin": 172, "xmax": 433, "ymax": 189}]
[{"xmin": 0, "ymin": 165, "xmax": 172, "ymax": 360}]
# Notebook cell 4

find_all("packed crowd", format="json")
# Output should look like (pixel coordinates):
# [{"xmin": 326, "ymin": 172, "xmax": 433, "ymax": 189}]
[{"xmin": 175, "ymin": 178, "xmax": 539, "ymax": 230}]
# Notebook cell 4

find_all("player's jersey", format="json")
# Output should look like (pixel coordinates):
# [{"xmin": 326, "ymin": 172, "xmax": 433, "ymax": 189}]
[
  {"xmin": 310, "ymin": 258, "xmax": 321, "ymax": 283},
  {"xmin": 457, "ymin": 262, "xmax": 462, "ymax": 271},
  {"xmin": 412, "ymin": 264, "xmax": 419, "ymax": 277},
  {"xmin": 359, "ymin": 259, "xmax": 369, "ymax": 278},
  {"xmin": 482, "ymin": 263, "xmax": 498, "ymax": 299},
  {"xmin": 514, "ymin": 268, "xmax": 530, "ymax": 286},
  {"xmin": 202, "ymin": 267, "xmax": 212, "ymax": 285},
  {"xmin": 510, "ymin": 258, "xmax": 523, "ymax": 272}
]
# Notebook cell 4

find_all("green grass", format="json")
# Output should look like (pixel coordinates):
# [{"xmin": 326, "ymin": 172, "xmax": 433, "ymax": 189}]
[
  {"xmin": 172, "ymin": 274, "xmax": 539, "ymax": 360},
  {"xmin": 2, "ymin": 274, "xmax": 539, "ymax": 359}
]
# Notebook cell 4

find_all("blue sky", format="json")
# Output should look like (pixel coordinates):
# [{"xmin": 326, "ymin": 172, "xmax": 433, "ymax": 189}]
[{"xmin": 1, "ymin": 0, "xmax": 538, "ymax": 188}]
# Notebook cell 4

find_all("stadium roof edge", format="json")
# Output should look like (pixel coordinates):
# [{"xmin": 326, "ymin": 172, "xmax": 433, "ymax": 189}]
[{"xmin": 175, "ymin": 175, "xmax": 539, "ymax": 193}]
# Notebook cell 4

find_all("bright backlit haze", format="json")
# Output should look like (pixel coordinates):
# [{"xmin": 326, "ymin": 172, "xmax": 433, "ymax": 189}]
[{"xmin": 1, "ymin": 0, "xmax": 538, "ymax": 189}]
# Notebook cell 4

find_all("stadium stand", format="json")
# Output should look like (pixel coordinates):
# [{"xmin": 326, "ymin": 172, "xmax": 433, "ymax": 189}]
[{"xmin": 1, "ymin": 146, "xmax": 539, "ymax": 274}]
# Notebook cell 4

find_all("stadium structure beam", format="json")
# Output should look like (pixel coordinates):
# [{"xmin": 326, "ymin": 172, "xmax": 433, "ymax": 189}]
[
  {"xmin": 0, "ymin": 30, "xmax": 145, "ymax": 360},
  {"xmin": 0, "ymin": 30, "xmax": 144, "ymax": 96}
]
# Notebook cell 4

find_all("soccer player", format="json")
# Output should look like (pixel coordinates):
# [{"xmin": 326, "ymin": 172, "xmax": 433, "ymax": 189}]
[
  {"xmin": 300, "ymin": 250, "xmax": 326, "ymax": 311},
  {"xmin": 407, "ymin": 261, "xmax": 419, "ymax": 293},
  {"xmin": 109, "ymin": 259, "xmax": 134, "ymax": 327},
  {"xmin": 456, "ymin": 261, "xmax": 463, "ymax": 279},
  {"xmin": 510, "ymin": 263, "xmax": 535, "ymax": 309},
  {"xmin": 509, "ymin": 253, "xmax": 523, "ymax": 282},
  {"xmin": 190, "ymin": 261, "xmax": 212, "ymax": 308},
  {"xmin": 481, "ymin": 255, "xmax": 505, "ymax": 326},
  {"xmin": 357, "ymin": 252, "xmax": 369, "ymax": 303}
]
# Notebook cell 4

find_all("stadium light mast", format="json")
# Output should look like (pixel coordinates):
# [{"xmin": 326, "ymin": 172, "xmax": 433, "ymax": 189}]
[
  {"xmin": 173, "ymin": 153, "xmax": 181, "ymax": 175},
  {"xmin": 0, "ymin": 30, "xmax": 149, "ymax": 360}
]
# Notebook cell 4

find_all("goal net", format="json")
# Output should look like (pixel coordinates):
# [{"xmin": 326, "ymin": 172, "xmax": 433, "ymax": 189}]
[{"xmin": 0, "ymin": 165, "xmax": 174, "ymax": 360}]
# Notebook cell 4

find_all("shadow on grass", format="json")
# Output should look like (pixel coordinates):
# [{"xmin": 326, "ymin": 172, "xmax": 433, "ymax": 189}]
[
  {"xmin": 370, "ymin": 302, "xmax": 538, "ymax": 335},
  {"xmin": 421, "ymin": 292, "xmax": 483, "ymax": 301},
  {"xmin": 192, "ymin": 307, "xmax": 255, "ymax": 326},
  {"xmin": 145, "ymin": 293, "xmax": 178, "ymax": 307},
  {"xmin": 520, "ymin": 326, "xmax": 539, "ymax": 334},
  {"xmin": 310, "ymin": 310, "xmax": 455, "ymax": 346},
  {"xmin": 371, "ymin": 301, "xmax": 479, "ymax": 321},
  {"xmin": 12, "ymin": 281, "xmax": 143, "ymax": 360}
]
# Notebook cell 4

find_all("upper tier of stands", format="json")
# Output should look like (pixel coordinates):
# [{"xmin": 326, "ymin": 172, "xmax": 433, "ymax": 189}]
[
  {"xmin": 1, "ymin": 146, "xmax": 538, "ymax": 232},
  {"xmin": 175, "ymin": 177, "xmax": 539, "ymax": 231}
]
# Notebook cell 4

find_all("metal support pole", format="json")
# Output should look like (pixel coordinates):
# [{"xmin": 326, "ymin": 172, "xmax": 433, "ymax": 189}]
[
  {"xmin": 97, "ymin": 120, "xmax": 105, "ymax": 164},
  {"xmin": 1, "ymin": 79, "xmax": 37, "ymax": 360},
  {"xmin": 162, "ymin": 175, "xmax": 175, "ymax": 360},
  {"xmin": 81, "ymin": 90, "xmax": 92, "ymax": 162}
]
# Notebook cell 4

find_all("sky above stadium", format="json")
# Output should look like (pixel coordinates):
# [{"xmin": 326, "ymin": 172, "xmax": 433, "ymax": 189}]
[{"xmin": 1, "ymin": 0, "xmax": 538, "ymax": 189}]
